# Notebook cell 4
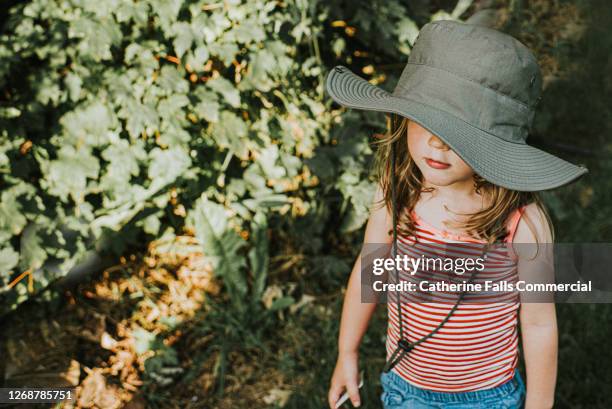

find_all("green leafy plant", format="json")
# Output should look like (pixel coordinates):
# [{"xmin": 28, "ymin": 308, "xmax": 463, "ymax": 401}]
[{"xmin": 0, "ymin": 0, "xmax": 342, "ymax": 311}]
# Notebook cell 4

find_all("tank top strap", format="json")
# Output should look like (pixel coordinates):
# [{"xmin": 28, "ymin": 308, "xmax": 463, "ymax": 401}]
[{"xmin": 505, "ymin": 205, "xmax": 527, "ymax": 244}]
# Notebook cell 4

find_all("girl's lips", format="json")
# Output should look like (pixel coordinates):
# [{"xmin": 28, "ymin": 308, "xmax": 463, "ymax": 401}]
[{"xmin": 425, "ymin": 158, "xmax": 451, "ymax": 169}]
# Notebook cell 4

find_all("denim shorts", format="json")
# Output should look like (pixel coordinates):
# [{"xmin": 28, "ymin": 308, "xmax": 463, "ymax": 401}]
[{"xmin": 379, "ymin": 369, "xmax": 526, "ymax": 409}]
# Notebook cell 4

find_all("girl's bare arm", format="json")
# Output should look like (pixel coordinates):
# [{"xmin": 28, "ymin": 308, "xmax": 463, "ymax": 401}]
[
  {"xmin": 338, "ymin": 183, "xmax": 393, "ymax": 353},
  {"xmin": 328, "ymin": 183, "xmax": 393, "ymax": 408},
  {"xmin": 515, "ymin": 203, "xmax": 558, "ymax": 409}
]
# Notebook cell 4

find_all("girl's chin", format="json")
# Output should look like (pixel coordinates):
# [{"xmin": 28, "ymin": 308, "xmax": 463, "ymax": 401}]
[{"xmin": 420, "ymin": 172, "xmax": 471, "ymax": 187}]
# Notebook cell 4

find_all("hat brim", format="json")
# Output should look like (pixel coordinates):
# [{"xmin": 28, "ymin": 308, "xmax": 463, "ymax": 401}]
[{"xmin": 325, "ymin": 66, "xmax": 588, "ymax": 192}]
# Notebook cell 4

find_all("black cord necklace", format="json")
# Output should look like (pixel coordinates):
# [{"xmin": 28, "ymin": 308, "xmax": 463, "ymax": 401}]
[{"xmin": 382, "ymin": 140, "xmax": 486, "ymax": 373}]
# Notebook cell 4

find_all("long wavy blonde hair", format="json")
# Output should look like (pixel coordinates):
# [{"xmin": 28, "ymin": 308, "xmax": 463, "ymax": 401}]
[{"xmin": 372, "ymin": 113, "xmax": 553, "ymax": 244}]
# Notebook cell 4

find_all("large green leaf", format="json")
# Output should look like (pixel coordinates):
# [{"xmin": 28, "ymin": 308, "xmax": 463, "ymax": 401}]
[
  {"xmin": 188, "ymin": 197, "xmax": 247, "ymax": 297},
  {"xmin": 0, "ymin": 246, "xmax": 19, "ymax": 276},
  {"xmin": 212, "ymin": 111, "xmax": 248, "ymax": 158},
  {"xmin": 207, "ymin": 77, "xmax": 241, "ymax": 108},
  {"xmin": 19, "ymin": 223, "xmax": 47, "ymax": 271},
  {"xmin": 44, "ymin": 146, "xmax": 100, "ymax": 203},
  {"xmin": 170, "ymin": 22, "xmax": 194, "ymax": 58}
]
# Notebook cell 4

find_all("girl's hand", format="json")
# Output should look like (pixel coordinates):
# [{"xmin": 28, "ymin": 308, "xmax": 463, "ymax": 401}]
[{"xmin": 328, "ymin": 350, "xmax": 361, "ymax": 408}]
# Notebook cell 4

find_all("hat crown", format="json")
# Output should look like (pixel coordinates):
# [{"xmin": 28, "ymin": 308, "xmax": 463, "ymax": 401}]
[
  {"xmin": 405, "ymin": 20, "xmax": 542, "ymax": 108},
  {"xmin": 389, "ymin": 20, "xmax": 542, "ymax": 144}
]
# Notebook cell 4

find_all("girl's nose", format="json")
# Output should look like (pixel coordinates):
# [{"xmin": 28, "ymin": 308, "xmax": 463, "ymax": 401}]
[{"xmin": 428, "ymin": 135, "xmax": 450, "ymax": 150}]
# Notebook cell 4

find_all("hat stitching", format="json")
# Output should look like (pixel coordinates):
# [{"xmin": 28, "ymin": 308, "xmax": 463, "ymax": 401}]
[{"xmin": 402, "ymin": 62, "xmax": 534, "ymax": 111}]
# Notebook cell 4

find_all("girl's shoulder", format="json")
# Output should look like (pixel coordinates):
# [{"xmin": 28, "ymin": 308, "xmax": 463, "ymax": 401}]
[
  {"xmin": 363, "ymin": 182, "xmax": 394, "ymax": 244},
  {"xmin": 512, "ymin": 202, "xmax": 553, "ymax": 243},
  {"xmin": 509, "ymin": 202, "xmax": 554, "ymax": 261}
]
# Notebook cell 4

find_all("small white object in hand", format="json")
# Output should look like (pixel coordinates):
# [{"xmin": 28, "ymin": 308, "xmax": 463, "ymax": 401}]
[{"xmin": 334, "ymin": 370, "xmax": 364, "ymax": 408}]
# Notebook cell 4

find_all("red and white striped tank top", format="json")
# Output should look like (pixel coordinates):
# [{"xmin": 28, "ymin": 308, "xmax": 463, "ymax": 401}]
[{"xmin": 385, "ymin": 206, "xmax": 525, "ymax": 392}]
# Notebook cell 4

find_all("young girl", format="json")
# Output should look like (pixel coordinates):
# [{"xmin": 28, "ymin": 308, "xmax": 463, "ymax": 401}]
[{"xmin": 325, "ymin": 20, "xmax": 587, "ymax": 409}]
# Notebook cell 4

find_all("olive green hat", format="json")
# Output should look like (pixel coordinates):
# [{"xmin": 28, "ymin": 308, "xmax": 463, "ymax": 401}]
[{"xmin": 325, "ymin": 20, "xmax": 588, "ymax": 191}]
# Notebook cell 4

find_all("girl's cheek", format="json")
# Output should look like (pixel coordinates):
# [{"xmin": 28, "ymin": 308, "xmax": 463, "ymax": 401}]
[
  {"xmin": 407, "ymin": 133, "xmax": 426, "ymax": 160},
  {"xmin": 450, "ymin": 154, "xmax": 474, "ymax": 177},
  {"xmin": 407, "ymin": 143, "xmax": 425, "ymax": 173}
]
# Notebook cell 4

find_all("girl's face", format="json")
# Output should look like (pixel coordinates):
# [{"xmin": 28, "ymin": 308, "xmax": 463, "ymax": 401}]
[{"xmin": 406, "ymin": 120, "xmax": 475, "ymax": 187}]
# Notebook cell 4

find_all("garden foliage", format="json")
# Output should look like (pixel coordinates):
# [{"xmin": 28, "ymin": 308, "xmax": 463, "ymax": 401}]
[{"xmin": 1, "ymin": 0, "xmax": 472, "ymax": 311}]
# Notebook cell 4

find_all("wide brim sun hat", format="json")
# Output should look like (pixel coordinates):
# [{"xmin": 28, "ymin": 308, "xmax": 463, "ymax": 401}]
[{"xmin": 325, "ymin": 19, "xmax": 588, "ymax": 192}]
